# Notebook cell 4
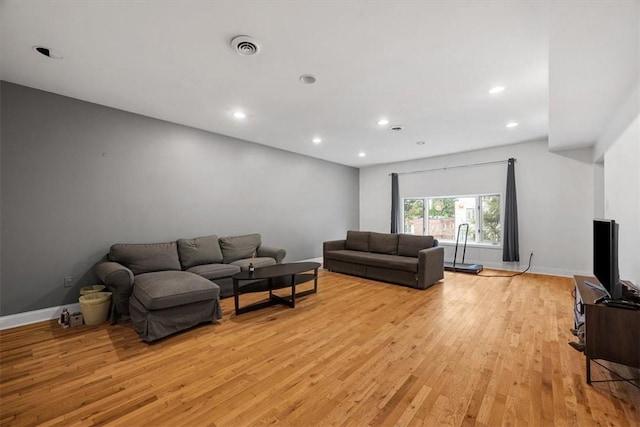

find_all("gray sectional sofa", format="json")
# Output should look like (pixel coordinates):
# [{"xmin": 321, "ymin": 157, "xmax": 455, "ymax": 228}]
[
  {"xmin": 323, "ymin": 231, "xmax": 444, "ymax": 289},
  {"xmin": 95, "ymin": 233, "xmax": 285, "ymax": 341}
]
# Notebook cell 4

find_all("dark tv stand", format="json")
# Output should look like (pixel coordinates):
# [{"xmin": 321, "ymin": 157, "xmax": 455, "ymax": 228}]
[{"xmin": 574, "ymin": 276, "xmax": 640, "ymax": 388}]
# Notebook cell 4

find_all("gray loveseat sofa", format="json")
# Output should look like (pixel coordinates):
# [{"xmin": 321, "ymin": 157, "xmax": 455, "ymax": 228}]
[
  {"xmin": 323, "ymin": 231, "xmax": 444, "ymax": 289},
  {"xmin": 95, "ymin": 233, "xmax": 285, "ymax": 341}
]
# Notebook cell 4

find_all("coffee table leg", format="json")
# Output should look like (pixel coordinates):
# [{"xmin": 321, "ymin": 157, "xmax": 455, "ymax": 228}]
[
  {"xmin": 233, "ymin": 278, "xmax": 240, "ymax": 315},
  {"xmin": 313, "ymin": 268, "xmax": 318, "ymax": 293},
  {"xmin": 291, "ymin": 274, "xmax": 296, "ymax": 308}
]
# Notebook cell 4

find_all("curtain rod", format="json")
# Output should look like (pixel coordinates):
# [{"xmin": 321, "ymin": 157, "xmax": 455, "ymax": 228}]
[{"xmin": 390, "ymin": 158, "xmax": 515, "ymax": 176}]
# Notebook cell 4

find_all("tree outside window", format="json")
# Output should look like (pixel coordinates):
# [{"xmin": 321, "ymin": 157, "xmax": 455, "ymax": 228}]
[
  {"xmin": 481, "ymin": 195, "xmax": 501, "ymax": 244},
  {"xmin": 403, "ymin": 199, "xmax": 424, "ymax": 235}
]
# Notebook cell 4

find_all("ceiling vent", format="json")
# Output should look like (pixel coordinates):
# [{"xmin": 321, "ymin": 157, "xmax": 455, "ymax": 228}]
[
  {"xmin": 231, "ymin": 36, "xmax": 261, "ymax": 56},
  {"xmin": 389, "ymin": 125, "xmax": 404, "ymax": 132}
]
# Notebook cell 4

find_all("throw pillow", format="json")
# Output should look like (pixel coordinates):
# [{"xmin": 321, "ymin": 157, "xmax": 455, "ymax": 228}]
[
  {"xmin": 220, "ymin": 233, "xmax": 262, "ymax": 263},
  {"xmin": 177, "ymin": 235, "xmax": 223, "ymax": 269}
]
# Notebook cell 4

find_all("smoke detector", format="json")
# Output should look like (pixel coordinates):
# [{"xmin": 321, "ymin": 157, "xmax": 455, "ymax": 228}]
[{"xmin": 230, "ymin": 35, "xmax": 261, "ymax": 56}]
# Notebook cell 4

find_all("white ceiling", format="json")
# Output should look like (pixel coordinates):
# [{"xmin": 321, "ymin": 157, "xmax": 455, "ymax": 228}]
[{"xmin": 1, "ymin": 1, "xmax": 638, "ymax": 167}]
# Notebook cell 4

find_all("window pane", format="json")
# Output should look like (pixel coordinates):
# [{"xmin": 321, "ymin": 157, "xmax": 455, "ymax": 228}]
[
  {"xmin": 453, "ymin": 197, "xmax": 476, "ymax": 242},
  {"xmin": 403, "ymin": 199, "xmax": 424, "ymax": 235},
  {"xmin": 427, "ymin": 198, "xmax": 456, "ymax": 241},
  {"xmin": 428, "ymin": 197, "xmax": 478, "ymax": 242},
  {"xmin": 409, "ymin": 194, "xmax": 501, "ymax": 246},
  {"xmin": 481, "ymin": 195, "xmax": 501, "ymax": 244}
]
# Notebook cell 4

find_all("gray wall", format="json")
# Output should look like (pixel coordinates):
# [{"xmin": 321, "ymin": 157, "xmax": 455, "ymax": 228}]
[{"xmin": 0, "ymin": 82, "xmax": 359, "ymax": 316}]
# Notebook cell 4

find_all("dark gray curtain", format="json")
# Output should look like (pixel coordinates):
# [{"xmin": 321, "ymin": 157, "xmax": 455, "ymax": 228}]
[
  {"xmin": 503, "ymin": 158, "xmax": 519, "ymax": 261},
  {"xmin": 391, "ymin": 173, "xmax": 401, "ymax": 233}
]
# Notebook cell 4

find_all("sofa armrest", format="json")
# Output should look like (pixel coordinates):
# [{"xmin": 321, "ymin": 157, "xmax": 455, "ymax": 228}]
[
  {"xmin": 323, "ymin": 239, "xmax": 346, "ymax": 270},
  {"xmin": 95, "ymin": 261, "xmax": 134, "ymax": 321},
  {"xmin": 417, "ymin": 246, "xmax": 444, "ymax": 289},
  {"xmin": 95, "ymin": 261, "xmax": 134, "ymax": 289},
  {"xmin": 257, "ymin": 245, "xmax": 286, "ymax": 264},
  {"xmin": 323, "ymin": 239, "xmax": 346, "ymax": 252}
]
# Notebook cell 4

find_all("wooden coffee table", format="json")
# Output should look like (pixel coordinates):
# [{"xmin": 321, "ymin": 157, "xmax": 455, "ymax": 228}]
[{"xmin": 232, "ymin": 262, "xmax": 320, "ymax": 315}]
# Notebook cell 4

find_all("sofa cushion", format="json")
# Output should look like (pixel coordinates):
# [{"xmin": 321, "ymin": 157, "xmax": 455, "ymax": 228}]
[
  {"xmin": 177, "ymin": 235, "xmax": 223, "ymax": 269},
  {"xmin": 110, "ymin": 242, "xmax": 182, "ymax": 275},
  {"xmin": 229, "ymin": 257, "xmax": 276, "ymax": 271},
  {"xmin": 187, "ymin": 263, "xmax": 241, "ymax": 280},
  {"xmin": 397, "ymin": 234, "xmax": 435, "ymax": 257},
  {"xmin": 325, "ymin": 250, "xmax": 418, "ymax": 273},
  {"xmin": 220, "ymin": 233, "xmax": 262, "ymax": 263},
  {"xmin": 345, "ymin": 231, "xmax": 370, "ymax": 252},
  {"xmin": 133, "ymin": 271, "xmax": 219, "ymax": 310},
  {"xmin": 369, "ymin": 232, "xmax": 399, "ymax": 255}
]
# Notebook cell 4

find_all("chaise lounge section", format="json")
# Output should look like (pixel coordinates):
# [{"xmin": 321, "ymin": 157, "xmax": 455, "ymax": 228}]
[
  {"xmin": 95, "ymin": 233, "xmax": 285, "ymax": 341},
  {"xmin": 323, "ymin": 231, "xmax": 444, "ymax": 289}
]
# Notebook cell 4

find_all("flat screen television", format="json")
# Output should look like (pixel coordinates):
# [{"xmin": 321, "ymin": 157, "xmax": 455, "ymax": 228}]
[{"xmin": 593, "ymin": 219, "xmax": 622, "ymax": 300}]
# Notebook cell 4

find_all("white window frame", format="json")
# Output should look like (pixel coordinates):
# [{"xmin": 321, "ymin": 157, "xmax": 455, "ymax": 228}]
[{"xmin": 402, "ymin": 193, "xmax": 503, "ymax": 248}]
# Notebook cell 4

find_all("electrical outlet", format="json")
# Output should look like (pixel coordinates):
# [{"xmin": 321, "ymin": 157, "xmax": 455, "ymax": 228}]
[{"xmin": 63, "ymin": 276, "xmax": 73, "ymax": 288}]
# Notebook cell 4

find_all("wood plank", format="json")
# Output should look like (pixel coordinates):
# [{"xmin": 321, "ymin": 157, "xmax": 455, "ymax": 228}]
[{"xmin": 1, "ymin": 270, "xmax": 638, "ymax": 426}]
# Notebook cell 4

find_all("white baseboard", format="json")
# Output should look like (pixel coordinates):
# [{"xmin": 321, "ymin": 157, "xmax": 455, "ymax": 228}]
[
  {"xmin": 308, "ymin": 256, "xmax": 578, "ymax": 276},
  {"xmin": 476, "ymin": 260, "xmax": 586, "ymax": 278},
  {"xmin": 0, "ymin": 303, "xmax": 81, "ymax": 331}
]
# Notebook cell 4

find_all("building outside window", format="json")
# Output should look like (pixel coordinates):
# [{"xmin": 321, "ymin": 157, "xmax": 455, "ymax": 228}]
[{"xmin": 403, "ymin": 194, "xmax": 501, "ymax": 245}]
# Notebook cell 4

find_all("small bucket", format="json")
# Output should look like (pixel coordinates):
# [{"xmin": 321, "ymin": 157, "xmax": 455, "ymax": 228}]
[
  {"xmin": 79, "ymin": 292, "xmax": 112, "ymax": 325},
  {"xmin": 79, "ymin": 284, "xmax": 106, "ymax": 296}
]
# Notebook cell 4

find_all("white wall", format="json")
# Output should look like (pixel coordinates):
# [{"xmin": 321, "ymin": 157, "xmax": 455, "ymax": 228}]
[
  {"xmin": 360, "ymin": 139, "xmax": 595, "ymax": 276},
  {"xmin": 594, "ymin": 81, "xmax": 640, "ymax": 161},
  {"xmin": 603, "ymin": 114, "xmax": 640, "ymax": 286},
  {"xmin": 593, "ymin": 162, "xmax": 604, "ymax": 219}
]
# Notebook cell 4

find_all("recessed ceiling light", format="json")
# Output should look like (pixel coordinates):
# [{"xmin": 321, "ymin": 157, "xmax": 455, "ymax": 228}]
[
  {"xmin": 416, "ymin": 141, "xmax": 426, "ymax": 145},
  {"xmin": 312, "ymin": 137, "xmax": 322, "ymax": 144},
  {"xmin": 33, "ymin": 45, "xmax": 62, "ymax": 59},
  {"xmin": 233, "ymin": 111, "xmax": 246, "ymax": 119},
  {"xmin": 506, "ymin": 122, "xmax": 519, "ymax": 128},
  {"xmin": 300, "ymin": 74, "xmax": 317, "ymax": 84},
  {"xmin": 377, "ymin": 119, "xmax": 389, "ymax": 126},
  {"xmin": 358, "ymin": 152, "xmax": 366, "ymax": 157},
  {"xmin": 489, "ymin": 86, "xmax": 506, "ymax": 94}
]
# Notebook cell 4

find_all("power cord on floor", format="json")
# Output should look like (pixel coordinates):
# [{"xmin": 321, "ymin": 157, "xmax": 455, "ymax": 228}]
[{"xmin": 477, "ymin": 252, "xmax": 534, "ymax": 278}]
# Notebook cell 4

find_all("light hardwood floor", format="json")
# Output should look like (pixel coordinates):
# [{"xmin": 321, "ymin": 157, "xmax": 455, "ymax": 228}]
[{"xmin": 1, "ymin": 270, "xmax": 639, "ymax": 426}]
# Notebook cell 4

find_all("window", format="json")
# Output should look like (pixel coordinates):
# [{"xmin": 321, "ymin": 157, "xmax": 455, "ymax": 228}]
[
  {"xmin": 403, "ymin": 198, "xmax": 424, "ymax": 235},
  {"xmin": 402, "ymin": 194, "xmax": 501, "ymax": 245}
]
